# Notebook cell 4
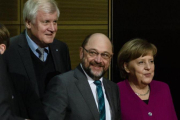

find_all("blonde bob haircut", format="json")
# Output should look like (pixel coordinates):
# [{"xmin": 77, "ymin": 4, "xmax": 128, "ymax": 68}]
[{"xmin": 117, "ymin": 38, "xmax": 157, "ymax": 79}]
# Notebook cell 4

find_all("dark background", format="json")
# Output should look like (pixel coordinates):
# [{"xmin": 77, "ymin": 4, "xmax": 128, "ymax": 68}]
[{"xmin": 111, "ymin": 0, "xmax": 180, "ymax": 118}]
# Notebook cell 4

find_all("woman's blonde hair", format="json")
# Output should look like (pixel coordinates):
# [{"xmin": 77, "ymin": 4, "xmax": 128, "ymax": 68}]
[{"xmin": 117, "ymin": 38, "xmax": 157, "ymax": 79}]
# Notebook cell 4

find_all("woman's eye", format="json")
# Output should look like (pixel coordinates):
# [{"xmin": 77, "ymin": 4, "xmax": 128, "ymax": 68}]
[{"xmin": 138, "ymin": 61, "xmax": 144, "ymax": 64}]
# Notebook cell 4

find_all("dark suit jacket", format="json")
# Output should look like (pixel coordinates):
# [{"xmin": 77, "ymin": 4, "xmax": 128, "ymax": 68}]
[
  {"xmin": 9, "ymin": 73, "xmax": 49, "ymax": 120},
  {"xmin": 3, "ymin": 31, "xmax": 71, "ymax": 119},
  {"xmin": 0, "ymin": 55, "xmax": 24, "ymax": 120},
  {"xmin": 43, "ymin": 65, "xmax": 121, "ymax": 120}
]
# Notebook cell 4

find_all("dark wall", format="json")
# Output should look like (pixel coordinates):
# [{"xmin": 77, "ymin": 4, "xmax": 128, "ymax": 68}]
[{"xmin": 111, "ymin": 0, "xmax": 180, "ymax": 118}]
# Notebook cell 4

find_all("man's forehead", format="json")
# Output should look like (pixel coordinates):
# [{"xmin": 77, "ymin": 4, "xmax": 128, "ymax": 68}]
[
  {"xmin": 86, "ymin": 39, "xmax": 112, "ymax": 53},
  {"xmin": 88, "ymin": 34, "xmax": 110, "ymax": 44}
]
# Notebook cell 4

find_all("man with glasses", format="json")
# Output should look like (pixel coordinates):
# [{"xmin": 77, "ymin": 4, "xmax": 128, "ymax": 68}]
[{"xmin": 43, "ymin": 33, "xmax": 121, "ymax": 120}]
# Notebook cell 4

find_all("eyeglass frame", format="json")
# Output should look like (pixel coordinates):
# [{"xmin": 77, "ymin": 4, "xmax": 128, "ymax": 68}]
[{"xmin": 82, "ymin": 47, "xmax": 113, "ymax": 59}]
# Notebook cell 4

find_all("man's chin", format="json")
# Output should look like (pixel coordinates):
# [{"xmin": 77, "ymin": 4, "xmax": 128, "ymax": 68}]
[
  {"xmin": 91, "ymin": 71, "xmax": 103, "ymax": 78},
  {"xmin": 91, "ymin": 66, "xmax": 103, "ymax": 70},
  {"xmin": 44, "ymin": 37, "xmax": 55, "ymax": 42},
  {"xmin": 46, "ymin": 39, "xmax": 54, "ymax": 43}
]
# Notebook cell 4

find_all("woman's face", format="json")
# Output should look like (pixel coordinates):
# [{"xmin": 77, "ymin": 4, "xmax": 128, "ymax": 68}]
[{"xmin": 124, "ymin": 54, "xmax": 154, "ymax": 85}]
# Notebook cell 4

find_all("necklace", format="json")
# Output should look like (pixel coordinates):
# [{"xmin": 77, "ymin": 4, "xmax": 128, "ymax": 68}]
[{"xmin": 135, "ymin": 87, "xmax": 150, "ymax": 96}]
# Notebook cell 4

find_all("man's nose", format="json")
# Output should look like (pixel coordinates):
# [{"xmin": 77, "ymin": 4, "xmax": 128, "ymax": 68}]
[
  {"xmin": 94, "ymin": 54, "xmax": 103, "ymax": 63},
  {"xmin": 48, "ymin": 23, "xmax": 56, "ymax": 31}
]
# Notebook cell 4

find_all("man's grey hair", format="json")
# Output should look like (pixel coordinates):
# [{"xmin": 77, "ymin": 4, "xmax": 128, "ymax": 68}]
[{"xmin": 23, "ymin": 0, "xmax": 60, "ymax": 27}]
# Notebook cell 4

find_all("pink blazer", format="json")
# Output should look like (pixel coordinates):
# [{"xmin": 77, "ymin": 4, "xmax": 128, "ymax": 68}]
[{"xmin": 117, "ymin": 80, "xmax": 178, "ymax": 120}]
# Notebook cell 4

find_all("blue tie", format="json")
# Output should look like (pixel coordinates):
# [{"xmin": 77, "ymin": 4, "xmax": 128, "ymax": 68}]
[{"xmin": 94, "ymin": 80, "xmax": 106, "ymax": 120}]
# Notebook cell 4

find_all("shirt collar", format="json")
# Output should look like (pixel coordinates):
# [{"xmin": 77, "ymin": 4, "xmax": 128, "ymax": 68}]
[{"xmin": 25, "ymin": 29, "xmax": 49, "ymax": 53}]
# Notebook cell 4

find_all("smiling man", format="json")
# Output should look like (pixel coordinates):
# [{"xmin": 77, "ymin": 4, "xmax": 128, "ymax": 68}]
[
  {"xmin": 43, "ymin": 33, "xmax": 121, "ymax": 120},
  {"xmin": 3, "ymin": 0, "xmax": 71, "ymax": 119}
]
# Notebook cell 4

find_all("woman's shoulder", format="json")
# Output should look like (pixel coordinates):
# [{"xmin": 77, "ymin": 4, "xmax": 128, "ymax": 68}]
[
  {"xmin": 151, "ymin": 80, "xmax": 169, "ymax": 87},
  {"xmin": 151, "ymin": 80, "xmax": 170, "ymax": 91},
  {"xmin": 117, "ymin": 79, "xmax": 127, "ymax": 87}
]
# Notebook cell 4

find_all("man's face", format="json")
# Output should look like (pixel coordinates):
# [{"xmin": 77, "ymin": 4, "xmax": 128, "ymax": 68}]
[
  {"xmin": 80, "ymin": 34, "xmax": 113, "ymax": 80},
  {"xmin": 26, "ymin": 10, "xmax": 58, "ymax": 47}
]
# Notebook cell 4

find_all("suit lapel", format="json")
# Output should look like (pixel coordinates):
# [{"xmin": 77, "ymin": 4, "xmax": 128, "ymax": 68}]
[
  {"xmin": 17, "ymin": 34, "xmax": 39, "ymax": 96},
  {"xmin": 74, "ymin": 65, "xmax": 99, "ymax": 120},
  {"xmin": 103, "ymin": 79, "xmax": 115, "ymax": 120},
  {"xmin": 49, "ymin": 43, "xmax": 62, "ymax": 72}
]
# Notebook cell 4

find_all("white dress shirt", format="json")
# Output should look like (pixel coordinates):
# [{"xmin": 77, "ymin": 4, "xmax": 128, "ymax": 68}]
[{"xmin": 80, "ymin": 64, "xmax": 111, "ymax": 120}]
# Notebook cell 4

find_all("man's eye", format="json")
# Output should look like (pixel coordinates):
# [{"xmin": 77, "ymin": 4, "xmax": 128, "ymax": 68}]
[
  {"xmin": 89, "ymin": 51, "xmax": 97, "ymax": 55},
  {"xmin": 102, "ymin": 54, "xmax": 109, "ymax": 57},
  {"xmin": 53, "ymin": 21, "xmax": 57, "ymax": 25},
  {"xmin": 43, "ymin": 21, "xmax": 49, "ymax": 23}
]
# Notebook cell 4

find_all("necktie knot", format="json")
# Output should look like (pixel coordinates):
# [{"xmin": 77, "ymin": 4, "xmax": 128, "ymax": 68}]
[
  {"xmin": 36, "ymin": 47, "xmax": 45, "ymax": 61},
  {"xmin": 94, "ymin": 80, "xmax": 102, "ymax": 86}
]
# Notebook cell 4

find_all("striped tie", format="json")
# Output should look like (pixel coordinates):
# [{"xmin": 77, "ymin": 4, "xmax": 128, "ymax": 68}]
[
  {"xmin": 94, "ymin": 80, "xmax": 106, "ymax": 120},
  {"xmin": 36, "ymin": 47, "xmax": 44, "ymax": 61}
]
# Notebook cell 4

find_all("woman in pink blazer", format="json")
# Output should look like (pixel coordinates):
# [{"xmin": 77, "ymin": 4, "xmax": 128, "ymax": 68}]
[{"xmin": 117, "ymin": 38, "xmax": 178, "ymax": 120}]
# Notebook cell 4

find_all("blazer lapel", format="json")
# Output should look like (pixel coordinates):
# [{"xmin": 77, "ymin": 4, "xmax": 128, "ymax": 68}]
[
  {"xmin": 74, "ymin": 65, "xmax": 99, "ymax": 120},
  {"xmin": 49, "ymin": 42, "xmax": 65, "ymax": 73},
  {"xmin": 17, "ymin": 34, "xmax": 39, "ymax": 96}
]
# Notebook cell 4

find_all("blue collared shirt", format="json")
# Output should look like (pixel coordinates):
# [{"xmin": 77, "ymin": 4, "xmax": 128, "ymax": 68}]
[{"xmin": 25, "ymin": 30, "xmax": 49, "ymax": 61}]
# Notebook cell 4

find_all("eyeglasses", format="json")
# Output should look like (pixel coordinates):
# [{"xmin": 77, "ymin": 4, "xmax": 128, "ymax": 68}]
[{"xmin": 82, "ymin": 47, "xmax": 112, "ymax": 59}]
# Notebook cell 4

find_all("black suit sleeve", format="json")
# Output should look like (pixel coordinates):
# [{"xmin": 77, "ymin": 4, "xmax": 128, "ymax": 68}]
[
  {"xmin": 0, "ymin": 55, "xmax": 24, "ymax": 120},
  {"xmin": 10, "ymin": 73, "xmax": 49, "ymax": 120},
  {"xmin": 43, "ymin": 75, "xmax": 67, "ymax": 120}
]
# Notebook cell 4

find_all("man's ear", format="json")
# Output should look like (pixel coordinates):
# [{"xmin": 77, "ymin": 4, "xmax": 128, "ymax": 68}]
[
  {"xmin": 25, "ymin": 19, "xmax": 32, "ymax": 29},
  {"xmin": 124, "ymin": 62, "xmax": 130, "ymax": 73},
  {"xmin": 79, "ymin": 47, "xmax": 83, "ymax": 59},
  {"xmin": 0, "ymin": 44, "xmax": 6, "ymax": 54}
]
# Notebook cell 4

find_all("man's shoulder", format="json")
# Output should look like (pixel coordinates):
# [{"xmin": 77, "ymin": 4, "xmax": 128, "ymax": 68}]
[
  {"xmin": 50, "ymin": 39, "xmax": 69, "ymax": 51},
  {"xmin": 50, "ymin": 69, "xmax": 73, "ymax": 79},
  {"xmin": 53, "ymin": 66, "xmax": 82, "ymax": 81},
  {"xmin": 57, "ymin": 69, "xmax": 74, "ymax": 78},
  {"xmin": 49, "ymin": 69, "xmax": 75, "ymax": 86},
  {"xmin": 10, "ymin": 33, "xmax": 25, "ymax": 44},
  {"xmin": 53, "ymin": 39, "xmax": 68, "ymax": 46},
  {"xmin": 104, "ymin": 78, "xmax": 118, "ymax": 87}
]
